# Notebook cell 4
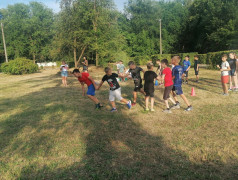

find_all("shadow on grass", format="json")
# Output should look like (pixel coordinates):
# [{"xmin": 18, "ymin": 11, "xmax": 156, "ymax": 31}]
[{"xmin": 0, "ymin": 75, "xmax": 237, "ymax": 179}]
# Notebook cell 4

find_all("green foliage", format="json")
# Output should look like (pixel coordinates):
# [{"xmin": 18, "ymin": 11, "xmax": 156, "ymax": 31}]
[{"xmin": 1, "ymin": 58, "xmax": 38, "ymax": 75}]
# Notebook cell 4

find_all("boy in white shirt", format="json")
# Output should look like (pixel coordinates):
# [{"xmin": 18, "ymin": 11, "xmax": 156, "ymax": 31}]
[{"xmin": 216, "ymin": 54, "xmax": 231, "ymax": 95}]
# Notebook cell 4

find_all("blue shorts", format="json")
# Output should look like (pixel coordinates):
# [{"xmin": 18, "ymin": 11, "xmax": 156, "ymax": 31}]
[
  {"xmin": 61, "ymin": 71, "xmax": 68, "ymax": 77},
  {"xmin": 87, "ymin": 84, "xmax": 95, "ymax": 96},
  {"xmin": 172, "ymin": 86, "xmax": 183, "ymax": 95}
]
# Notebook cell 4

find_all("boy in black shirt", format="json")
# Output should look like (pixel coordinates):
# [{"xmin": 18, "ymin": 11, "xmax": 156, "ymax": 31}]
[
  {"xmin": 194, "ymin": 55, "xmax": 200, "ymax": 82},
  {"xmin": 144, "ymin": 63, "xmax": 158, "ymax": 111},
  {"xmin": 125, "ymin": 61, "xmax": 146, "ymax": 106},
  {"xmin": 228, "ymin": 52, "xmax": 238, "ymax": 91},
  {"xmin": 97, "ymin": 67, "xmax": 132, "ymax": 112}
]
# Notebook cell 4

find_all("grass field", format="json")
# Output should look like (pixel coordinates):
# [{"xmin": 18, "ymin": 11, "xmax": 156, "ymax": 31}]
[{"xmin": 0, "ymin": 67, "xmax": 238, "ymax": 179}]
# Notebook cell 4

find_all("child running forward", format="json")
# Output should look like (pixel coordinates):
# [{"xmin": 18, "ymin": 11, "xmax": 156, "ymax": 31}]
[
  {"xmin": 160, "ymin": 59, "xmax": 177, "ymax": 113},
  {"xmin": 216, "ymin": 54, "xmax": 231, "ymax": 95},
  {"xmin": 171, "ymin": 56, "xmax": 193, "ymax": 112},
  {"xmin": 125, "ymin": 61, "xmax": 146, "ymax": 106},
  {"xmin": 97, "ymin": 67, "xmax": 131, "ymax": 112},
  {"xmin": 72, "ymin": 69, "xmax": 103, "ymax": 109},
  {"xmin": 144, "ymin": 63, "xmax": 158, "ymax": 111}
]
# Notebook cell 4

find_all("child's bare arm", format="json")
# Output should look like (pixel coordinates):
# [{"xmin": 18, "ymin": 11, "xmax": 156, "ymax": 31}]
[
  {"xmin": 80, "ymin": 82, "xmax": 86, "ymax": 96},
  {"xmin": 96, "ymin": 81, "xmax": 104, "ymax": 90},
  {"xmin": 88, "ymin": 76, "xmax": 97, "ymax": 88},
  {"xmin": 172, "ymin": 76, "xmax": 175, "ymax": 80}
]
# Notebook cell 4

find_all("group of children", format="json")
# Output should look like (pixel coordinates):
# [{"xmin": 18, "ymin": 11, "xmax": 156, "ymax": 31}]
[
  {"xmin": 70, "ymin": 55, "xmax": 194, "ymax": 113},
  {"xmin": 61, "ymin": 52, "xmax": 237, "ymax": 113}
]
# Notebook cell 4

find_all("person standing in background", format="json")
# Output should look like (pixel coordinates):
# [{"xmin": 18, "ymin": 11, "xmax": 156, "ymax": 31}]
[
  {"xmin": 82, "ymin": 56, "xmax": 88, "ymax": 72},
  {"xmin": 60, "ymin": 61, "xmax": 69, "ymax": 87}
]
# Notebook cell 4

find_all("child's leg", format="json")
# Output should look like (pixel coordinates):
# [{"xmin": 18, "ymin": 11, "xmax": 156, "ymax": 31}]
[
  {"xmin": 172, "ymin": 91, "xmax": 179, "ymax": 102},
  {"xmin": 145, "ymin": 96, "xmax": 149, "ymax": 109},
  {"xmin": 87, "ymin": 95, "xmax": 100, "ymax": 104},
  {"xmin": 232, "ymin": 75, "xmax": 238, "ymax": 88},
  {"xmin": 110, "ymin": 101, "xmax": 116, "ymax": 109},
  {"xmin": 151, "ymin": 97, "xmax": 154, "ymax": 110},
  {"xmin": 65, "ymin": 77, "xmax": 68, "ymax": 86},
  {"xmin": 229, "ymin": 76, "xmax": 233, "ymax": 89},
  {"xmin": 221, "ymin": 83, "xmax": 225, "ymax": 93},
  {"xmin": 133, "ymin": 91, "xmax": 137, "ymax": 103},
  {"xmin": 120, "ymin": 98, "xmax": 130, "ymax": 104},
  {"xmin": 169, "ymin": 97, "xmax": 176, "ymax": 105},
  {"xmin": 164, "ymin": 100, "xmax": 170, "ymax": 109},
  {"xmin": 62, "ymin": 77, "xmax": 64, "ymax": 85},
  {"xmin": 140, "ymin": 88, "xmax": 146, "ymax": 95},
  {"xmin": 180, "ymin": 94, "xmax": 191, "ymax": 107},
  {"xmin": 224, "ymin": 83, "xmax": 228, "ymax": 94}
]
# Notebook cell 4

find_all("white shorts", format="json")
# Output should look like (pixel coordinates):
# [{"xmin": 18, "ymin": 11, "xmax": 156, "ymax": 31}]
[{"xmin": 109, "ymin": 88, "xmax": 123, "ymax": 102}]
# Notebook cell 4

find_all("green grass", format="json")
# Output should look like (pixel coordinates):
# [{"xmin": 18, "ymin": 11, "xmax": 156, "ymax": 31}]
[{"xmin": 0, "ymin": 67, "xmax": 238, "ymax": 179}]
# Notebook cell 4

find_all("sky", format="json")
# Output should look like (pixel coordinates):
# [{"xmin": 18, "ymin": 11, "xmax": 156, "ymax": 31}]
[{"xmin": 0, "ymin": 0, "xmax": 127, "ymax": 13}]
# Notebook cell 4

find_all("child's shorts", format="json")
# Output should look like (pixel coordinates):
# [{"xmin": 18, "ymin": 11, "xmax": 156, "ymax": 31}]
[
  {"xmin": 163, "ymin": 85, "xmax": 173, "ymax": 100},
  {"xmin": 172, "ymin": 86, "xmax": 183, "ymax": 95},
  {"xmin": 221, "ymin": 75, "xmax": 229, "ymax": 84},
  {"xmin": 87, "ymin": 84, "xmax": 96, "ymax": 96},
  {"xmin": 229, "ymin": 69, "xmax": 236, "ymax": 76},
  {"xmin": 145, "ymin": 91, "xmax": 154, "ymax": 97},
  {"xmin": 134, "ymin": 79, "xmax": 143, "ymax": 92},
  {"xmin": 194, "ymin": 69, "xmax": 199, "ymax": 75},
  {"xmin": 109, "ymin": 88, "xmax": 123, "ymax": 102},
  {"xmin": 61, "ymin": 71, "xmax": 68, "ymax": 77},
  {"xmin": 184, "ymin": 71, "xmax": 189, "ymax": 77}
]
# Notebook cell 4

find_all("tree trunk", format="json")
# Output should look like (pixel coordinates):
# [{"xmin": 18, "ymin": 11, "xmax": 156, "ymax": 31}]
[
  {"xmin": 93, "ymin": 0, "xmax": 99, "ymax": 66},
  {"xmin": 33, "ymin": 53, "xmax": 36, "ymax": 64},
  {"xmin": 74, "ymin": 38, "xmax": 77, "ymax": 68}
]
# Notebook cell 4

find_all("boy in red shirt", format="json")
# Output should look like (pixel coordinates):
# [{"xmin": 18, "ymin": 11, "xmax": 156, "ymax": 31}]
[
  {"xmin": 160, "ymin": 59, "xmax": 177, "ymax": 113},
  {"xmin": 72, "ymin": 69, "xmax": 102, "ymax": 109}
]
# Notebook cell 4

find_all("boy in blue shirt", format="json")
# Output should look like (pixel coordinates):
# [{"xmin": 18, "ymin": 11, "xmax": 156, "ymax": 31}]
[
  {"xmin": 171, "ymin": 56, "xmax": 192, "ymax": 111},
  {"xmin": 183, "ymin": 55, "xmax": 191, "ymax": 84}
]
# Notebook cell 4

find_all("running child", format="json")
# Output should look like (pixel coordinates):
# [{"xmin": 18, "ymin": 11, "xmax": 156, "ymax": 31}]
[
  {"xmin": 194, "ymin": 55, "xmax": 200, "ymax": 82},
  {"xmin": 216, "ymin": 54, "xmax": 231, "ymax": 95},
  {"xmin": 60, "ymin": 61, "xmax": 69, "ymax": 87},
  {"xmin": 72, "ymin": 69, "xmax": 103, "ymax": 109},
  {"xmin": 125, "ymin": 61, "xmax": 146, "ymax": 106},
  {"xmin": 228, "ymin": 52, "xmax": 238, "ymax": 91},
  {"xmin": 183, "ymin": 55, "xmax": 191, "ymax": 84},
  {"xmin": 96, "ymin": 67, "xmax": 131, "ymax": 112},
  {"xmin": 171, "ymin": 56, "xmax": 192, "ymax": 111},
  {"xmin": 144, "ymin": 63, "xmax": 158, "ymax": 111},
  {"xmin": 160, "ymin": 59, "xmax": 177, "ymax": 113}
]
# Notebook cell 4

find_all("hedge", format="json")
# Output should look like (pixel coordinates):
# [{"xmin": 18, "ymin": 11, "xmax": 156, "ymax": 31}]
[{"xmin": 1, "ymin": 58, "xmax": 38, "ymax": 75}]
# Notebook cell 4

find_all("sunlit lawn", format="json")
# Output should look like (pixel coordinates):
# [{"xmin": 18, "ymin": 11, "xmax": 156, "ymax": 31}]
[{"xmin": 0, "ymin": 67, "xmax": 238, "ymax": 179}]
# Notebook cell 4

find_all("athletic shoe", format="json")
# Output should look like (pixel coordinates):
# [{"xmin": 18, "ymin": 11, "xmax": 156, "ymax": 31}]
[
  {"xmin": 151, "ymin": 109, "xmax": 155, "ymax": 112},
  {"xmin": 132, "ymin": 102, "xmax": 136, "ymax": 106},
  {"xmin": 228, "ymin": 88, "xmax": 232, "ymax": 91},
  {"xmin": 127, "ymin": 100, "xmax": 132, "ymax": 109},
  {"xmin": 223, "ymin": 93, "xmax": 229, "ymax": 96},
  {"xmin": 185, "ymin": 81, "xmax": 188, "ymax": 84},
  {"xmin": 110, "ymin": 108, "xmax": 117, "ymax": 112},
  {"xmin": 171, "ymin": 103, "xmax": 180, "ymax": 109},
  {"xmin": 145, "ymin": 108, "xmax": 149, "ymax": 111},
  {"xmin": 163, "ymin": 109, "xmax": 172, "ymax": 113},
  {"xmin": 234, "ymin": 88, "xmax": 238, "ymax": 92},
  {"xmin": 185, "ymin": 106, "xmax": 193, "ymax": 111}
]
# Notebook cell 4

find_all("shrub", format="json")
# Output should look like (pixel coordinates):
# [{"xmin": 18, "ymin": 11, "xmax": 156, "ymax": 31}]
[{"xmin": 0, "ymin": 58, "xmax": 38, "ymax": 75}]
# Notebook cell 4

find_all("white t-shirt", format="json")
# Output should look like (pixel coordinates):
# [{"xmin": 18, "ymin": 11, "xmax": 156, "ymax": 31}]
[
  {"xmin": 221, "ymin": 61, "xmax": 230, "ymax": 76},
  {"xmin": 61, "ymin": 64, "xmax": 68, "ymax": 72}
]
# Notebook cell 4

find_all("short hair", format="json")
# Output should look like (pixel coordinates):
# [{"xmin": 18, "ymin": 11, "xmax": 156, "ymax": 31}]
[
  {"xmin": 222, "ymin": 54, "xmax": 228, "ymax": 58},
  {"xmin": 172, "ymin": 55, "xmax": 181, "ymax": 63},
  {"xmin": 156, "ymin": 59, "xmax": 160, "ymax": 62},
  {"xmin": 185, "ymin": 55, "xmax": 190, "ymax": 58},
  {"xmin": 128, "ymin": 61, "xmax": 135, "ymax": 66},
  {"xmin": 120, "ymin": 60, "xmax": 123, "ymax": 62},
  {"xmin": 194, "ymin": 55, "xmax": 199, "ymax": 58},
  {"xmin": 161, "ymin": 59, "xmax": 169, "ymax": 66},
  {"xmin": 147, "ymin": 63, "xmax": 153, "ymax": 69},
  {"xmin": 72, "ymin": 69, "xmax": 80, "ymax": 73},
  {"xmin": 104, "ymin": 67, "xmax": 111, "ymax": 73}
]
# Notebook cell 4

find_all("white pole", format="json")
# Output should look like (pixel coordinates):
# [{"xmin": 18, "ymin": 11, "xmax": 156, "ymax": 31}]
[
  {"xmin": 159, "ymin": 19, "xmax": 162, "ymax": 55},
  {"xmin": 1, "ymin": 22, "xmax": 8, "ymax": 63}
]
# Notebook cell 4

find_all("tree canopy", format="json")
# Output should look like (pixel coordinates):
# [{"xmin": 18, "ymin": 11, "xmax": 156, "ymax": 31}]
[{"xmin": 0, "ymin": 0, "xmax": 237, "ymax": 65}]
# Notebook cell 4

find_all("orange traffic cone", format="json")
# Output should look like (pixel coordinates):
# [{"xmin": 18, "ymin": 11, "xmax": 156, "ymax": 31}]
[{"xmin": 191, "ymin": 87, "xmax": 196, "ymax": 96}]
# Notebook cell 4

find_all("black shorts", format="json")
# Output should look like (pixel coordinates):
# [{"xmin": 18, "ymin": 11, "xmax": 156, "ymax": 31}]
[
  {"xmin": 145, "ymin": 91, "xmax": 154, "ymax": 97},
  {"xmin": 194, "ymin": 70, "xmax": 199, "ymax": 75},
  {"xmin": 83, "ymin": 65, "xmax": 88, "ymax": 71},
  {"xmin": 134, "ymin": 79, "xmax": 143, "ymax": 92},
  {"xmin": 163, "ymin": 85, "xmax": 173, "ymax": 100},
  {"xmin": 229, "ymin": 69, "xmax": 236, "ymax": 76},
  {"xmin": 184, "ymin": 71, "xmax": 188, "ymax": 77}
]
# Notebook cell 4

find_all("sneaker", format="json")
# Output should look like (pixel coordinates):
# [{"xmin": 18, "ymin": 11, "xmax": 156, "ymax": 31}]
[
  {"xmin": 110, "ymin": 108, "xmax": 117, "ymax": 112},
  {"xmin": 223, "ymin": 93, "xmax": 229, "ymax": 96},
  {"xmin": 163, "ymin": 109, "xmax": 172, "ymax": 113},
  {"xmin": 151, "ymin": 109, "xmax": 155, "ymax": 112},
  {"xmin": 145, "ymin": 108, "xmax": 149, "ymax": 111},
  {"xmin": 127, "ymin": 100, "xmax": 132, "ymax": 109},
  {"xmin": 95, "ymin": 103, "xmax": 103, "ymax": 109},
  {"xmin": 228, "ymin": 88, "xmax": 232, "ymax": 91},
  {"xmin": 185, "ymin": 106, "xmax": 193, "ymax": 111},
  {"xmin": 185, "ymin": 81, "xmax": 188, "ymax": 84},
  {"xmin": 171, "ymin": 103, "xmax": 180, "ymax": 110},
  {"xmin": 234, "ymin": 88, "xmax": 238, "ymax": 92},
  {"xmin": 132, "ymin": 102, "xmax": 136, "ymax": 106}
]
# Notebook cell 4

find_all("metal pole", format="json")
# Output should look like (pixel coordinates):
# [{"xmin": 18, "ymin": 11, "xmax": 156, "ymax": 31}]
[
  {"xmin": 1, "ymin": 22, "xmax": 8, "ymax": 63},
  {"xmin": 159, "ymin": 19, "xmax": 162, "ymax": 55}
]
